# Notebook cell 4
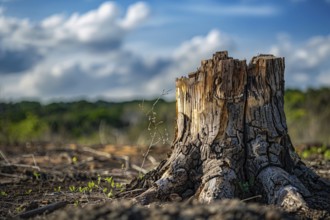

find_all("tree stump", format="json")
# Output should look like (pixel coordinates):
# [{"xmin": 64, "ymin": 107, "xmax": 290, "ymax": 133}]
[{"xmin": 127, "ymin": 51, "xmax": 330, "ymax": 213}]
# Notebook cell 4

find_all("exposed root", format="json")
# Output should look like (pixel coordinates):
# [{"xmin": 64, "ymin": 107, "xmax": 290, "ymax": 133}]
[
  {"xmin": 197, "ymin": 167, "xmax": 238, "ymax": 203},
  {"xmin": 134, "ymin": 187, "xmax": 159, "ymax": 205},
  {"xmin": 276, "ymin": 186, "xmax": 308, "ymax": 212},
  {"xmin": 257, "ymin": 166, "xmax": 310, "ymax": 212}
]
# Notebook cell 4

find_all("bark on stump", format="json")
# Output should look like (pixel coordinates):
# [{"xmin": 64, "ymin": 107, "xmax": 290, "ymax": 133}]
[{"xmin": 127, "ymin": 51, "xmax": 330, "ymax": 213}]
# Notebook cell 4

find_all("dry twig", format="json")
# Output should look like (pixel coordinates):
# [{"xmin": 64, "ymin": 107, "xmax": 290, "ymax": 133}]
[
  {"xmin": 0, "ymin": 150, "xmax": 10, "ymax": 165},
  {"xmin": 18, "ymin": 201, "xmax": 67, "ymax": 218}
]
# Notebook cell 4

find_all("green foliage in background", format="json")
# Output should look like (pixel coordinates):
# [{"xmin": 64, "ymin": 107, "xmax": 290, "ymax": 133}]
[
  {"xmin": 8, "ymin": 113, "xmax": 48, "ymax": 143},
  {"xmin": 0, "ymin": 99, "xmax": 176, "ymax": 146},
  {"xmin": 0, "ymin": 87, "xmax": 330, "ymax": 146},
  {"xmin": 297, "ymin": 144, "xmax": 330, "ymax": 161},
  {"xmin": 285, "ymin": 88, "xmax": 330, "ymax": 145}
]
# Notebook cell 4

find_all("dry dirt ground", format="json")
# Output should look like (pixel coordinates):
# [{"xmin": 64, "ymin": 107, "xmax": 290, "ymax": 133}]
[{"xmin": 0, "ymin": 143, "xmax": 329, "ymax": 220}]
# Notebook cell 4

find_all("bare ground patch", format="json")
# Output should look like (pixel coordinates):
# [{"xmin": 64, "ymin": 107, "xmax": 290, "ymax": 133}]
[{"xmin": 0, "ymin": 143, "xmax": 329, "ymax": 219}]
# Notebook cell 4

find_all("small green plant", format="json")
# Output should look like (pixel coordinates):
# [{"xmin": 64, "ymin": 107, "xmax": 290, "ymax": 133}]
[
  {"xmin": 72, "ymin": 156, "xmax": 78, "ymax": 164},
  {"xmin": 78, "ymin": 186, "xmax": 88, "ymax": 193},
  {"xmin": 104, "ymin": 176, "xmax": 115, "ymax": 188},
  {"xmin": 87, "ymin": 181, "xmax": 96, "ymax": 192},
  {"xmin": 54, "ymin": 186, "xmax": 61, "ymax": 192},
  {"xmin": 33, "ymin": 171, "xmax": 41, "ymax": 180},
  {"xmin": 119, "ymin": 185, "xmax": 125, "ymax": 192},
  {"xmin": 69, "ymin": 185, "xmax": 76, "ymax": 192},
  {"xmin": 0, "ymin": 191, "xmax": 7, "ymax": 197},
  {"xmin": 102, "ymin": 176, "xmax": 125, "ymax": 194},
  {"xmin": 107, "ymin": 189, "xmax": 113, "ymax": 198},
  {"xmin": 104, "ymin": 176, "xmax": 113, "ymax": 184},
  {"xmin": 239, "ymin": 182, "xmax": 250, "ymax": 193},
  {"xmin": 301, "ymin": 150, "xmax": 311, "ymax": 159},
  {"xmin": 238, "ymin": 177, "xmax": 255, "ymax": 194},
  {"xmin": 25, "ymin": 189, "xmax": 32, "ymax": 195},
  {"xmin": 15, "ymin": 206, "xmax": 24, "ymax": 213},
  {"xmin": 67, "ymin": 176, "xmax": 125, "ymax": 198},
  {"xmin": 74, "ymin": 200, "xmax": 79, "ymax": 207}
]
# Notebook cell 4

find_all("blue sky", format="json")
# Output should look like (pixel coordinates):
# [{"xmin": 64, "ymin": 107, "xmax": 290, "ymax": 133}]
[{"xmin": 0, "ymin": 0, "xmax": 329, "ymax": 101}]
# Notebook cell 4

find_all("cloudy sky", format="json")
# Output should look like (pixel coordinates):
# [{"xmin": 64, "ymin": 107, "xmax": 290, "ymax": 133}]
[{"xmin": 0, "ymin": 0, "xmax": 329, "ymax": 102}]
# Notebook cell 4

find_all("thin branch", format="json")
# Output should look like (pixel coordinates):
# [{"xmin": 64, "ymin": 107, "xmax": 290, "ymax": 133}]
[
  {"xmin": 140, "ymin": 131, "xmax": 157, "ymax": 173},
  {"xmin": 131, "ymin": 164, "xmax": 147, "ymax": 174},
  {"xmin": 147, "ymin": 155, "xmax": 158, "ymax": 165},
  {"xmin": 0, "ymin": 172, "xmax": 25, "ymax": 179},
  {"xmin": 146, "ymin": 89, "xmax": 172, "ymax": 116},
  {"xmin": 22, "ymin": 154, "xmax": 38, "ymax": 167},
  {"xmin": 0, "ymin": 150, "xmax": 10, "ymax": 165},
  {"xmin": 138, "ymin": 89, "xmax": 172, "ymax": 174},
  {"xmin": 241, "ymin": 195, "xmax": 262, "ymax": 202},
  {"xmin": 81, "ymin": 147, "xmax": 112, "ymax": 159},
  {"xmin": 18, "ymin": 201, "xmax": 67, "ymax": 218}
]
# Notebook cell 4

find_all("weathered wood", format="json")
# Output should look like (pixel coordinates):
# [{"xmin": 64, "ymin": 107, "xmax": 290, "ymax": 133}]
[
  {"xmin": 245, "ymin": 55, "xmax": 309, "ymax": 211},
  {"xmin": 127, "ymin": 51, "xmax": 330, "ymax": 213}
]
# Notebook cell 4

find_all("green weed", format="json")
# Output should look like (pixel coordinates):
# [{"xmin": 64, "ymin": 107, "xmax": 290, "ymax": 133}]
[
  {"xmin": 72, "ymin": 156, "xmax": 78, "ymax": 164},
  {"xmin": 54, "ymin": 186, "xmax": 61, "ymax": 192},
  {"xmin": 107, "ymin": 189, "xmax": 113, "ymax": 198},
  {"xmin": 33, "ymin": 171, "xmax": 41, "ymax": 180},
  {"xmin": 69, "ymin": 185, "xmax": 76, "ymax": 192},
  {"xmin": 300, "ymin": 144, "xmax": 330, "ymax": 160},
  {"xmin": 0, "ymin": 191, "xmax": 7, "ymax": 197}
]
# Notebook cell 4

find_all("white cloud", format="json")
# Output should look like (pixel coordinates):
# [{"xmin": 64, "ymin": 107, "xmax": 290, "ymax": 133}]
[
  {"xmin": 1, "ymin": 0, "xmax": 329, "ymax": 102},
  {"xmin": 270, "ymin": 34, "xmax": 330, "ymax": 89},
  {"xmin": 6, "ymin": 1, "xmax": 318, "ymax": 101},
  {"xmin": 0, "ymin": 0, "xmax": 240, "ymax": 101},
  {"xmin": 172, "ymin": 29, "xmax": 234, "ymax": 73},
  {"xmin": 62, "ymin": 2, "xmax": 121, "ymax": 44},
  {"xmin": 145, "ymin": 30, "xmax": 235, "ymax": 95},
  {"xmin": 0, "ymin": 2, "xmax": 155, "ymax": 100},
  {"xmin": 0, "ymin": 1, "xmax": 150, "ymax": 54},
  {"xmin": 120, "ymin": 2, "xmax": 150, "ymax": 29},
  {"xmin": 41, "ymin": 14, "xmax": 65, "ymax": 28},
  {"xmin": 0, "ymin": 26, "xmax": 235, "ymax": 101}
]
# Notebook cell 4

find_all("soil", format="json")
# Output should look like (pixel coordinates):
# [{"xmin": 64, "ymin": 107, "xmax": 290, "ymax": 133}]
[{"xmin": 0, "ymin": 143, "xmax": 329, "ymax": 219}]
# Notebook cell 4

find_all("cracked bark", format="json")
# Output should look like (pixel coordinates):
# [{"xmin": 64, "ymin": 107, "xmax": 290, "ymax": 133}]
[{"xmin": 126, "ymin": 51, "xmax": 330, "ymax": 213}]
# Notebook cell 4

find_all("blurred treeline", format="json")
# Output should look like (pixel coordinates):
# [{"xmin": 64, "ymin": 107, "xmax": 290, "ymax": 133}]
[
  {"xmin": 0, "ymin": 88, "xmax": 329, "ymax": 146},
  {"xmin": 284, "ymin": 88, "xmax": 330, "ymax": 145},
  {"xmin": 0, "ymin": 99, "xmax": 176, "ymax": 146}
]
